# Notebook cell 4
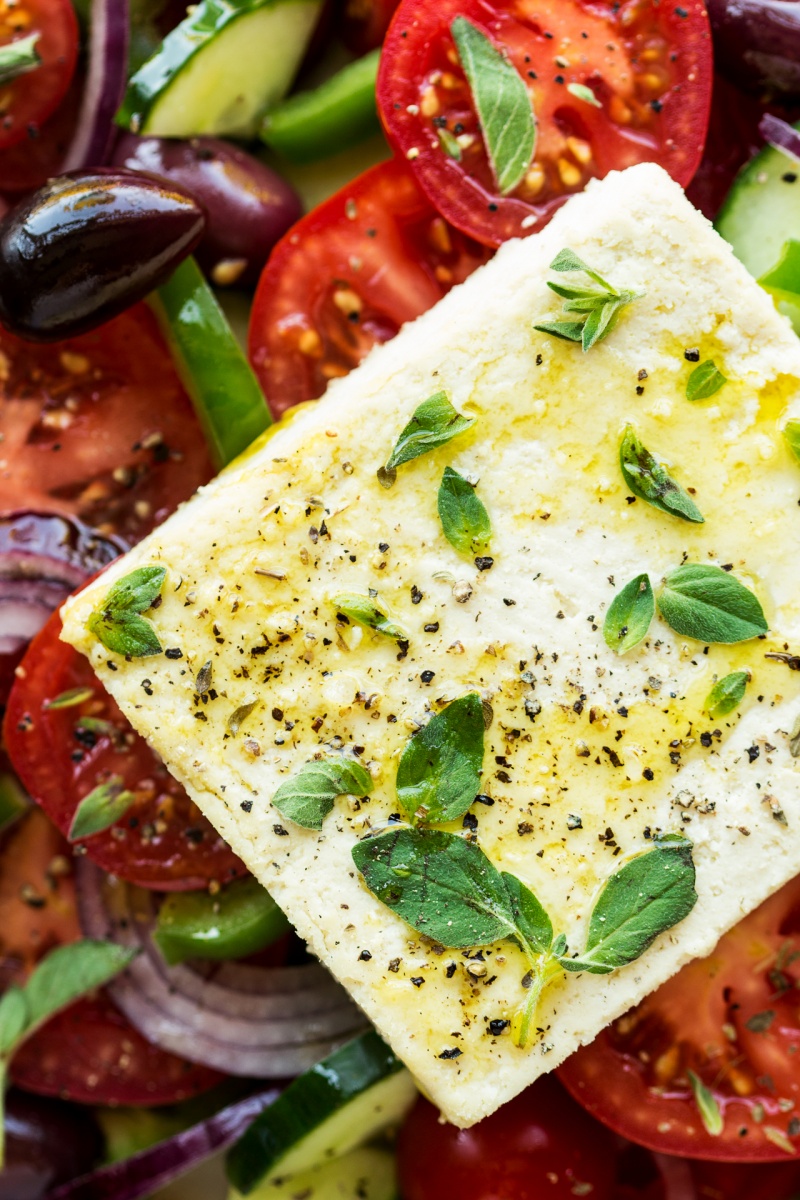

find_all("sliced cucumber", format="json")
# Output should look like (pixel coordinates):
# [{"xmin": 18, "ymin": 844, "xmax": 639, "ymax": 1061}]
[
  {"xmin": 226, "ymin": 1031, "xmax": 417, "ymax": 1194},
  {"xmin": 150, "ymin": 258, "xmax": 271, "ymax": 468},
  {"xmin": 229, "ymin": 1145, "xmax": 398, "ymax": 1200},
  {"xmin": 118, "ymin": 0, "xmax": 322, "ymax": 139},
  {"xmin": 715, "ymin": 126, "xmax": 800, "ymax": 333}
]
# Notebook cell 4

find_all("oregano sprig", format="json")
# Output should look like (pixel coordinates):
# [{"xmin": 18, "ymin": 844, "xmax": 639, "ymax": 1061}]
[
  {"xmin": 534, "ymin": 249, "xmax": 643, "ymax": 352},
  {"xmin": 271, "ymin": 758, "xmax": 373, "ymax": 830},
  {"xmin": 353, "ymin": 828, "xmax": 696, "ymax": 1048},
  {"xmin": 396, "ymin": 693, "xmax": 485, "ymax": 824},
  {"xmin": 603, "ymin": 573, "xmax": 655, "ymax": 654},
  {"xmin": 437, "ymin": 467, "xmax": 491, "ymax": 558},
  {"xmin": 381, "ymin": 392, "xmax": 475, "ymax": 485},
  {"xmin": 87, "ymin": 566, "xmax": 166, "ymax": 657},
  {"xmin": 657, "ymin": 564, "xmax": 768, "ymax": 644},
  {"xmin": 619, "ymin": 425, "xmax": 704, "ymax": 523},
  {"xmin": 68, "ymin": 777, "xmax": 137, "ymax": 841}
]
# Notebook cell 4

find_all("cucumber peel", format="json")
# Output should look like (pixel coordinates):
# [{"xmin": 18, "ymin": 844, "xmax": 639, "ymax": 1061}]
[{"xmin": 119, "ymin": 0, "xmax": 322, "ymax": 138}]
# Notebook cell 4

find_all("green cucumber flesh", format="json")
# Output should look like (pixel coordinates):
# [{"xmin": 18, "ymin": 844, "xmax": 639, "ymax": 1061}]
[
  {"xmin": 119, "ymin": 0, "xmax": 322, "ymax": 139},
  {"xmin": 715, "ymin": 128, "xmax": 800, "ymax": 333},
  {"xmin": 226, "ymin": 1031, "xmax": 416, "ymax": 1194},
  {"xmin": 229, "ymin": 1145, "xmax": 398, "ymax": 1200}
]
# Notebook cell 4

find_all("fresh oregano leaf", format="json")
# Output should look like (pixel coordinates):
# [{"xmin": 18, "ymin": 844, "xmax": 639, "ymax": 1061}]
[
  {"xmin": 87, "ymin": 566, "xmax": 166, "ymax": 657},
  {"xmin": 686, "ymin": 360, "xmax": 727, "ymax": 402},
  {"xmin": 352, "ymin": 826, "xmax": 517, "ymax": 947},
  {"xmin": 534, "ymin": 250, "xmax": 642, "ymax": 352},
  {"xmin": 331, "ymin": 593, "xmax": 407, "ymax": 642},
  {"xmin": 395, "ymin": 693, "xmax": 484, "ymax": 824},
  {"xmin": 559, "ymin": 837, "xmax": 697, "ymax": 974},
  {"xmin": 566, "ymin": 81, "xmax": 601, "ymax": 107},
  {"xmin": 437, "ymin": 467, "xmax": 491, "ymax": 557},
  {"xmin": 0, "ymin": 939, "xmax": 134, "ymax": 1165},
  {"xmin": 687, "ymin": 1071, "xmax": 723, "ymax": 1137},
  {"xmin": 44, "ymin": 687, "xmax": 95, "ymax": 710},
  {"xmin": 437, "ymin": 127, "xmax": 462, "ymax": 160},
  {"xmin": 68, "ymin": 777, "xmax": 137, "ymax": 841},
  {"xmin": 619, "ymin": 425, "xmax": 704, "ymax": 523},
  {"xmin": 0, "ymin": 32, "xmax": 41, "ymax": 85},
  {"xmin": 450, "ymin": 16, "xmax": 535, "ymax": 196},
  {"xmin": 272, "ymin": 758, "xmax": 373, "ymax": 830},
  {"xmin": 705, "ymin": 670, "xmax": 750, "ymax": 719},
  {"xmin": 657, "ymin": 564, "xmax": 768, "ymax": 644},
  {"xmin": 603, "ymin": 574, "xmax": 654, "ymax": 655},
  {"xmin": 228, "ymin": 700, "xmax": 259, "ymax": 734},
  {"xmin": 783, "ymin": 419, "xmax": 800, "ymax": 464},
  {"xmin": 384, "ymin": 392, "xmax": 475, "ymax": 476},
  {"xmin": 501, "ymin": 872, "xmax": 553, "ymax": 956}
]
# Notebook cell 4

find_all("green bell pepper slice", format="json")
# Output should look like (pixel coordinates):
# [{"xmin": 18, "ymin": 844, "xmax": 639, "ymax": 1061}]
[{"xmin": 154, "ymin": 875, "xmax": 291, "ymax": 965}]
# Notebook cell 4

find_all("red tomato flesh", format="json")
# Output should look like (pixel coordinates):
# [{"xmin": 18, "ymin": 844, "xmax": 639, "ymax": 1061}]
[
  {"xmin": 0, "ymin": 0, "xmax": 78, "ymax": 153},
  {"xmin": 339, "ymin": 0, "xmax": 399, "ymax": 52},
  {"xmin": 0, "ymin": 304, "xmax": 213, "ymax": 544},
  {"xmin": 4, "ymin": 608, "xmax": 245, "ymax": 891},
  {"xmin": 248, "ymin": 158, "xmax": 491, "ymax": 417},
  {"xmin": 559, "ymin": 875, "xmax": 800, "ymax": 1161},
  {"xmin": 378, "ymin": 0, "xmax": 713, "ymax": 246},
  {"xmin": 0, "ymin": 808, "xmax": 222, "ymax": 1104}
]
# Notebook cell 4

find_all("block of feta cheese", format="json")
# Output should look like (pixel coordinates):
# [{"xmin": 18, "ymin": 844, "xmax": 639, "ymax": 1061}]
[{"xmin": 61, "ymin": 162, "xmax": 800, "ymax": 1128}]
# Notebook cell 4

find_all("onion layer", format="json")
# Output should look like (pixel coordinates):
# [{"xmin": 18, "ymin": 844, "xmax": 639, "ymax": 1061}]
[
  {"xmin": 76, "ymin": 859, "xmax": 367, "ymax": 1077},
  {"xmin": 64, "ymin": 0, "xmax": 129, "ymax": 170}
]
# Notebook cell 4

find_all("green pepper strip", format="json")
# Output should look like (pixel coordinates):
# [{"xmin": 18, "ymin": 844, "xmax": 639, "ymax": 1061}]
[
  {"xmin": 150, "ymin": 257, "xmax": 271, "ymax": 468},
  {"xmin": 260, "ymin": 48, "xmax": 381, "ymax": 164},
  {"xmin": 154, "ymin": 875, "xmax": 291, "ymax": 966}
]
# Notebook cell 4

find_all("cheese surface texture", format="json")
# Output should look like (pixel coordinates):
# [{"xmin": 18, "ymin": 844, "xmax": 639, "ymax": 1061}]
[{"xmin": 61, "ymin": 164, "xmax": 800, "ymax": 1127}]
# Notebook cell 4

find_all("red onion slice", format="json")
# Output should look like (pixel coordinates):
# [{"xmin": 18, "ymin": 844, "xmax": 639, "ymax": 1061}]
[
  {"xmin": 0, "ymin": 511, "xmax": 123, "ymax": 703},
  {"xmin": 760, "ymin": 113, "xmax": 800, "ymax": 164},
  {"xmin": 76, "ymin": 860, "xmax": 367, "ymax": 1077},
  {"xmin": 64, "ymin": 0, "xmax": 129, "ymax": 171},
  {"xmin": 46, "ymin": 1087, "xmax": 279, "ymax": 1200}
]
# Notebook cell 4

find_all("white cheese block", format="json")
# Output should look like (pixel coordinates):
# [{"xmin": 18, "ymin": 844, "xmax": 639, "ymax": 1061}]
[{"xmin": 61, "ymin": 163, "xmax": 800, "ymax": 1128}]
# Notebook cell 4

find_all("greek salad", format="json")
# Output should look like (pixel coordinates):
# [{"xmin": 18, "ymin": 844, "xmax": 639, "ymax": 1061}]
[{"xmin": 0, "ymin": 0, "xmax": 799, "ymax": 1197}]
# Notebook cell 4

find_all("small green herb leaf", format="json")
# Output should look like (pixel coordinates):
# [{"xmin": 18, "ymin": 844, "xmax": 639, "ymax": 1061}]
[
  {"xmin": 502, "ymin": 872, "xmax": 553, "ymax": 956},
  {"xmin": 688, "ymin": 1070, "xmax": 724, "ymax": 1137},
  {"xmin": 657, "ymin": 564, "xmax": 768, "ymax": 644},
  {"xmin": 534, "ymin": 250, "xmax": 642, "ymax": 352},
  {"xmin": 24, "ymin": 941, "xmax": 135, "ymax": 1032},
  {"xmin": 450, "ymin": 16, "xmax": 535, "ymax": 195},
  {"xmin": 437, "ymin": 127, "xmax": 462, "ymax": 160},
  {"xmin": 87, "ymin": 566, "xmax": 166, "ymax": 657},
  {"xmin": 272, "ymin": 758, "xmax": 373, "ymax": 830},
  {"xmin": 353, "ymin": 826, "xmax": 517, "ymax": 948},
  {"xmin": 619, "ymin": 425, "xmax": 704, "ymax": 523},
  {"xmin": 705, "ymin": 670, "xmax": 750, "ymax": 719},
  {"xmin": 227, "ymin": 700, "xmax": 259, "ymax": 734},
  {"xmin": 331, "ymin": 593, "xmax": 407, "ymax": 642},
  {"xmin": 686, "ymin": 360, "xmax": 727, "ymax": 402},
  {"xmin": 396, "ymin": 693, "xmax": 484, "ymax": 824},
  {"xmin": 566, "ymin": 81, "xmax": 601, "ymax": 107},
  {"xmin": 560, "ymin": 837, "xmax": 697, "ymax": 974},
  {"xmin": 783, "ymin": 419, "xmax": 800, "ymax": 464},
  {"xmin": 44, "ymin": 687, "xmax": 95, "ymax": 710},
  {"xmin": 0, "ymin": 989, "xmax": 28, "ymax": 1057},
  {"xmin": 385, "ymin": 392, "xmax": 475, "ymax": 475},
  {"xmin": 0, "ymin": 32, "xmax": 41, "ymax": 86},
  {"xmin": 69, "ymin": 777, "xmax": 137, "ymax": 841},
  {"xmin": 603, "ymin": 574, "xmax": 654, "ymax": 654},
  {"xmin": 758, "ymin": 238, "xmax": 800, "ymax": 303},
  {"xmin": 437, "ymin": 467, "xmax": 491, "ymax": 557}
]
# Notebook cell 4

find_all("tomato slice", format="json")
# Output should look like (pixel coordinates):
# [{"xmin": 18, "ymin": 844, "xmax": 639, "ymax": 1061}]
[
  {"xmin": 248, "ymin": 158, "xmax": 492, "ymax": 417},
  {"xmin": 378, "ymin": 0, "xmax": 713, "ymax": 246},
  {"xmin": 0, "ymin": 0, "xmax": 78, "ymax": 153},
  {"xmin": 340, "ymin": 0, "xmax": 399, "ymax": 52},
  {"xmin": 0, "ymin": 70, "xmax": 80, "ymax": 196},
  {"xmin": 4, "ymin": 608, "xmax": 245, "ymax": 891},
  {"xmin": 0, "ymin": 807, "xmax": 222, "ymax": 1104},
  {"xmin": 559, "ymin": 876, "xmax": 800, "ymax": 1161},
  {"xmin": 0, "ymin": 303, "xmax": 213, "ymax": 544}
]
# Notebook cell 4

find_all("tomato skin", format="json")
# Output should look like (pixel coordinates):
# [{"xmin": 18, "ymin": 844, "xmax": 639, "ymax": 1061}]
[
  {"xmin": 378, "ymin": 0, "xmax": 713, "ymax": 246},
  {"xmin": 0, "ymin": 72, "xmax": 80, "ymax": 196},
  {"xmin": 339, "ymin": 0, "xmax": 399, "ymax": 52},
  {"xmin": 0, "ymin": 0, "xmax": 79, "ymax": 153},
  {"xmin": 4, "ymin": 608, "xmax": 245, "ymax": 890},
  {"xmin": 398, "ymin": 1079, "xmax": 617, "ymax": 1200},
  {"xmin": 249, "ymin": 159, "xmax": 491, "ymax": 417},
  {"xmin": 559, "ymin": 875, "xmax": 800, "ymax": 1162},
  {"xmin": 0, "ymin": 303, "xmax": 213, "ymax": 544}
]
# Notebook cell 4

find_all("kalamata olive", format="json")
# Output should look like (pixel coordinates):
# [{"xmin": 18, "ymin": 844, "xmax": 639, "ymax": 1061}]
[
  {"xmin": 0, "ymin": 1089, "xmax": 103, "ymax": 1199},
  {"xmin": 707, "ymin": 0, "xmax": 800, "ymax": 97},
  {"xmin": 0, "ymin": 170, "xmax": 206, "ymax": 341},
  {"xmin": 112, "ymin": 135, "xmax": 303, "ymax": 287}
]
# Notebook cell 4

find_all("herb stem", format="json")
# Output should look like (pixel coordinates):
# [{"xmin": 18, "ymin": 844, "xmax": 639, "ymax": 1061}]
[{"xmin": 514, "ymin": 952, "xmax": 562, "ymax": 1048}]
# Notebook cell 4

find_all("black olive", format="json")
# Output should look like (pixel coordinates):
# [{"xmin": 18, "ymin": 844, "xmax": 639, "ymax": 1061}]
[{"xmin": 0, "ymin": 170, "xmax": 206, "ymax": 341}]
